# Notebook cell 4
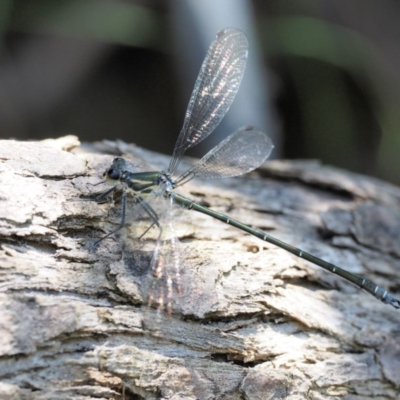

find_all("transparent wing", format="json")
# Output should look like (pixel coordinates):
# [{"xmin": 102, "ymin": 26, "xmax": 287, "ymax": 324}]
[
  {"xmin": 145, "ymin": 224, "xmax": 184, "ymax": 314},
  {"xmin": 168, "ymin": 28, "xmax": 248, "ymax": 175},
  {"xmin": 120, "ymin": 193, "xmax": 187, "ymax": 314},
  {"xmin": 175, "ymin": 127, "xmax": 274, "ymax": 186}
]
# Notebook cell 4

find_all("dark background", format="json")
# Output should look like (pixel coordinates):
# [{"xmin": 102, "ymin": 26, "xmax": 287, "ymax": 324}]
[{"xmin": 1, "ymin": 0, "xmax": 400, "ymax": 185}]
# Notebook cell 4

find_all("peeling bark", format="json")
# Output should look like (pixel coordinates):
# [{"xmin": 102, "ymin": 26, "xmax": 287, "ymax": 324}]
[{"xmin": 0, "ymin": 136, "xmax": 400, "ymax": 399}]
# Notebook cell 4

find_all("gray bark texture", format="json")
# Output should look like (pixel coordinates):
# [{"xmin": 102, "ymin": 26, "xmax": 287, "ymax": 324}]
[{"xmin": 0, "ymin": 136, "xmax": 400, "ymax": 400}]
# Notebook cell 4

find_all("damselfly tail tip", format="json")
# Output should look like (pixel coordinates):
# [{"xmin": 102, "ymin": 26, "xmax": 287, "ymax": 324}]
[
  {"xmin": 382, "ymin": 293, "xmax": 400, "ymax": 309},
  {"xmin": 390, "ymin": 297, "xmax": 400, "ymax": 309}
]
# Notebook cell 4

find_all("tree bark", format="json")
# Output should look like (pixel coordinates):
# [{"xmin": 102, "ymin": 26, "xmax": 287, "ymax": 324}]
[{"xmin": 1, "ymin": 136, "xmax": 400, "ymax": 399}]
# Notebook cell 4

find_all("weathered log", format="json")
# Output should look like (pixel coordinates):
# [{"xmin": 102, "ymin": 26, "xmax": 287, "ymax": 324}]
[{"xmin": 0, "ymin": 135, "xmax": 399, "ymax": 399}]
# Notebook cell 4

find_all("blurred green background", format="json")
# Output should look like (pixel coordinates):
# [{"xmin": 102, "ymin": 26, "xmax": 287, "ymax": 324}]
[{"xmin": 1, "ymin": 0, "xmax": 400, "ymax": 185}]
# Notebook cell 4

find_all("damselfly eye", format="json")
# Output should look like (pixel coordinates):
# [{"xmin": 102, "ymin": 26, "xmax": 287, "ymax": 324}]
[{"xmin": 107, "ymin": 168, "xmax": 120, "ymax": 180}]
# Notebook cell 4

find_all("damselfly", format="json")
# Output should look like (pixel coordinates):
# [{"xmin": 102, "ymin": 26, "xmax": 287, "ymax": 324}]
[{"xmin": 94, "ymin": 28, "xmax": 400, "ymax": 310}]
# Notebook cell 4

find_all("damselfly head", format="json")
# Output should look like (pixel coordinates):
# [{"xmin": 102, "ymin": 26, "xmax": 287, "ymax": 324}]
[{"xmin": 103, "ymin": 157, "xmax": 127, "ymax": 181}]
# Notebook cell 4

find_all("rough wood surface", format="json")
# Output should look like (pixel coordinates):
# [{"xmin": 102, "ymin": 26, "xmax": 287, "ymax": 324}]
[{"xmin": 1, "ymin": 135, "xmax": 400, "ymax": 400}]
